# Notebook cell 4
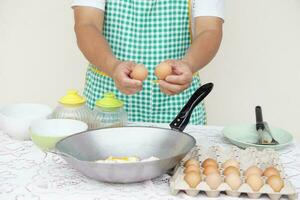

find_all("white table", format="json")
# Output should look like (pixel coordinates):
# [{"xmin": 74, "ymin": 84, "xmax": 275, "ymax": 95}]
[{"xmin": 1, "ymin": 124, "xmax": 300, "ymax": 200}]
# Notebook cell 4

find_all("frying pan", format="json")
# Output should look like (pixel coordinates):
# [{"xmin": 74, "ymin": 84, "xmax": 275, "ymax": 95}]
[{"xmin": 54, "ymin": 83, "xmax": 213, "ymax": 183}]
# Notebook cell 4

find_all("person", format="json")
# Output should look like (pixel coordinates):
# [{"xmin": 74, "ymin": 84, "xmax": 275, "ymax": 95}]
[{"xmin": 72, "ymin": 0, "xmax": 224, "ymax": 124}]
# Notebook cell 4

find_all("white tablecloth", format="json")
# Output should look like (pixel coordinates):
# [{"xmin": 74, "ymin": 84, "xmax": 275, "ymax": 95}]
[{"xmin": 1, "ymin": 124, "xmax": 300, "ymax": 200}]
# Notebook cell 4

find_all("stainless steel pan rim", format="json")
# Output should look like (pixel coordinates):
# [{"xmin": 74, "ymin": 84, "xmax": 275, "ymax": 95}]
[
  {"xmin": 55, "ymin": 126, "xmax": 196, "ymax": 165},
  {"xmin": 58, "ymin": 125, "xmax": 194, "ymax": 144}
]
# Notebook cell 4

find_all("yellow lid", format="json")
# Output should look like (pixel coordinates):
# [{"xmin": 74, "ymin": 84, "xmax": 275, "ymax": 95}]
[
  {"xmin": 95, "ymin": 92, "xmax": 123, "ymax": 109},
  {"xmin": 59, "ymin": 90, "xmax": 86, "ymax": 105}
]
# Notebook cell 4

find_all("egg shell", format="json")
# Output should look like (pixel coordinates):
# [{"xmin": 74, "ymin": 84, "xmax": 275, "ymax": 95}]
[
  {"xmin": 184, "ymin": 165, "xmax": 201, "ymax": 174},
  {"xmin": 184, "ymin": 159, "xmax": 200, "ymax": 168},
  {"xmin": 155, "ymin": 62, "xmax": 172, "ymax": 80},
  {"xmin": 223, "ymin": 166, "xmax": 240, "ymax": 176},
  {"xmin": 225, "ymin": 173, "xmax": 242, "ymax": 190},
  {"xmin": 267, "ymin": 175, "xmax": 284, "ymax": 192},
  {"xmin": 203, "ymin": 166, "xmax": 220, "ymax": 176},
  {"xmin": 130, "ymin": 64, "xmax": 148, "ymax": 81},
  {"xmin": 205, "ymin": 173, "xmax": 222, "ymax": 190},
  {"xmin": 222, "ymin": 159, "xmax": 240, "ymax": 169},
  {"xmin": 244, "ymin": 165, "xmax": 263, "ymax": 177},
  {"xmin": 202, "ymin": 158, "xmax": 218, "ymax": 169},
  {"xmin": 263, "ymin": 167, "xmax": 280, "ymax": 178},
  {"xmin": 184, "ymin": 171, "xmax": 202, "ymax": 188},
  {"xmin": 246, "ymin": 174, "xmax": 264, "ymax": 192}
]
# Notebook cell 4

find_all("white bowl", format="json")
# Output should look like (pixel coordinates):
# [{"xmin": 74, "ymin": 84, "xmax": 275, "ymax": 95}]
[
  {"xmin": 0, "ymin": 103, "xmax": 52, "ymax": 140},
  {"xmin": 30, "ymin": 119, "xmax": 88, "ymax": 151}
]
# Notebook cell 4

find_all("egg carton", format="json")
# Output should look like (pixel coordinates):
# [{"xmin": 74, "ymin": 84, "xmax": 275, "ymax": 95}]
[{"xmin": 170, "ymin": 146, "xmax": 298, "ymax": 200}]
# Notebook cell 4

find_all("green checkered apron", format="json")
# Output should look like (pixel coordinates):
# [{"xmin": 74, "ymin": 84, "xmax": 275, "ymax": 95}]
[{"xmin": 84, "ymin": 0, "xmax": 207, "ymax": 124}]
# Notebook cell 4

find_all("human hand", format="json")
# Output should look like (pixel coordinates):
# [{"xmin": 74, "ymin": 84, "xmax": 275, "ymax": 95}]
[
  {"xmin": 112, "ymin": 61, "xmax": 142, "ymax": 95},
  {"xmin": 158, "ymin": 60, "xmax": 193, "ymax": 95}
]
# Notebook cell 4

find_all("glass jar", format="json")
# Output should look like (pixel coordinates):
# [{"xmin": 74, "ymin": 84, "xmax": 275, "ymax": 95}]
[
  {"xmin": 51, "ymin": 90, "xmax": 92, "ymax": 128},
  {"xmin": 91, "ymin": 92, "xmax": 127, "ymax": 129}
]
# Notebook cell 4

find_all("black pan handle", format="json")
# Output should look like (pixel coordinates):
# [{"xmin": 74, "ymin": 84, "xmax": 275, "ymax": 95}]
[
  {"xmin": 169, "ymin": 83, "xmax": 214, "ymax": 132},
  {"xmin": 255, "ymin": 106, "xmax": 265, "ymax": 130}
]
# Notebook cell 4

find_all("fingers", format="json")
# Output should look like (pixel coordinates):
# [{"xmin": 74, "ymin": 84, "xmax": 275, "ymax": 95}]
[
  {"xmin": 126, "ymin": 61, "xmax": 137, "ymax": 72},
  {"xmin": 165, "ymin": 65, "xmax": 192, "ymax": 85},
  {"xmin": 158, "ymin": 80, "xmax": 190, "ymax": 95},
  {"xmin": 156, "ymin": 59, "xmax": 193, "ymax": 95},
  {"xmin": 164, "ymin": 60, "xmax": 193, "ymax": 85},
  {"xmin": 119, "ymin": 61, "xmax": 136, "ymax": 74},
  {"xmin": 171, "ymin": 64, "xmax": 184, "ymax": 75},
  {"xmin": 116, "ymin": 77, "xmax": 142, "ymax": 95},
  {"xmin": 159, "ymin": 85, "xmax": 173, "ymax": 95},
  {"xmin": 165, "ymin": 74, "xmax": 192, "ymax": 85},
  {"xmin": 122, "ymin": 76, "xmax": 142, "ymax": 88},
  {"xmin": 169, "ymin": 60, "xmax": 191, "ymax": 75},
  {"xmin": 117, "ymin": 81, "xmax": 142, "ymax": 95}
]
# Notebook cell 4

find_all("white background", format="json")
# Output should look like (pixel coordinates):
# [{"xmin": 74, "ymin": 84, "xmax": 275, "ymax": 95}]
[{"xmin": 0, "ymin": 0, "xmax": 299, "ymax": 139}]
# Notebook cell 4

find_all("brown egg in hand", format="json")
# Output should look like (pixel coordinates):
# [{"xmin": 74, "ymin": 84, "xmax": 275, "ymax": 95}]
[
  {"xmin": 184, "ymin": 172, "xmax": 202, "ymax": 188},
  {"xmin": 155, "ymin": 62, "xmax": 172, "ymax": 80},
  {"xmin": 130, "ymin": 64, "xmax": 148, "ymax": 81}
]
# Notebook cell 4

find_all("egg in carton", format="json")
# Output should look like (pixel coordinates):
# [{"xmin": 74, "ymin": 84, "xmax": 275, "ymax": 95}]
[{"xmin": 170, "ymin": 145, "xmax": 298, "ymax": 200}]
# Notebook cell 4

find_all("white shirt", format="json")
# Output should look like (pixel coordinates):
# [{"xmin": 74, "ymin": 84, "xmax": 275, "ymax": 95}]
[{"xmin": 72, "ymin": 0, "xmax": 224, "ymax": 20}]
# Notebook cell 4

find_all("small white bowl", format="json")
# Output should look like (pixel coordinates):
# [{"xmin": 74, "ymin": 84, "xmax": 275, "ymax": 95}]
[
  {"xmin": 30, "ymin": 119, "xmax": 88, "ymax": 151},
  {"xmin": 0, "ymin": 103, "xmax": 52, "ymax": 140}
]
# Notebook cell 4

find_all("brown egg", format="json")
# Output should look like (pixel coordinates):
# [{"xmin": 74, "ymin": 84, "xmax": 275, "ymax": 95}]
[
  {"xmin": 225, "ymin": 173, "xmax": 242, "ymax": 190},
  {"xmin": 244, "ymin": 165, "xmax": 263, "ymax": 177},
  {"xmin": 155, "ymin": 62, "xmax": 172, "ymax": 80},
  {"xmin": 222, "ymin": 159, "xmax": 240, "ymax": 169},
  {"xmin": 184, "ymin": 165, "xmax": 201, "ymax": 174},
  {"xmin": 203, "ymin": 166, "xmax": 220, "ymax": 176},
  {"xmin": 205, "ymin": 173, "xmax": 222, "ymax": 190},
  {"xmin": 267, "ymin": 175, "xmax": 284, "ymax": 192},
  {"xmin": 223, "ymin": 166, "xmax": 240, "ymax": 176},
  {"xmin": 202, "ymin": 158, "xmax": 218, "ymax": 169},
  {"xmin": 184, "ymin": 171, "xmax": 202, "ymax": 188},
  {"xmin": 184, "ymin": 159, "xmax": 200, "ymax": 168},
  {"xmin": 263, "ymin": 167, "xmax": 280, "ymax": 178},
  {"xmin": 130, "ymin": 64, "xmax": 148, "ymax": 81},
  {"xmin": 246, "ymin": 174, "xmax": 264, "ymax": 192}
]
